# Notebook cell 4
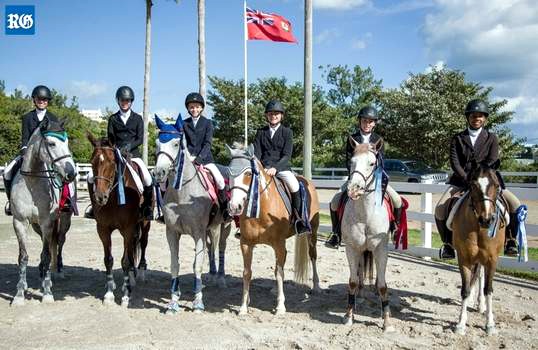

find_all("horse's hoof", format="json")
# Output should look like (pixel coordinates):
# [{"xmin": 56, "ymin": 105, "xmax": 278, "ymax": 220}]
[
  {"xmin": 383, "ymin": 325, "xmax": 396, "ymax": 333},
  {"xmin": 455, "ymin": 325, "xmax": 466, "ymax": 335},
  {"xmin": 166, "ymin": 302, "xmax": 182, "ymax": 315},
  {"xmin": 121, "ymin": 296, "xmax": 129, "ymax": 308},
  {"xmin": 486, "ymin": 325, "xmax": 497, "ymax": 336},
  {"xmin": 192, "ymin": 300, "xmax": 205, "ymax": 313},
  {"xmin": 238, "ymin": 307, "xmax": 249, "ymax": 316},
  {"xmin": 42, "ymin": 294, "xmax": 54, "ymax": 304},
  {"xmin": 274, "ymin": 306, "xmax": 286, "ymax": 315},
  {"xmin": 217, "ymin": 276, "xmax": 227, "ymax": 289},
  {"xmin": 343, "ymin": 315, "xmax": 353, "ymax": 326},
  {"xmin": 11, "ymin": 296, "xmax": 25, "ymax": 307}
]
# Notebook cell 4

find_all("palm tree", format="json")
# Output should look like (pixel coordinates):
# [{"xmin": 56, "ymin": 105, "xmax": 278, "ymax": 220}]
[{"xmin": 198, "ymin": 0, "xmax": 206, "ymax": 99}]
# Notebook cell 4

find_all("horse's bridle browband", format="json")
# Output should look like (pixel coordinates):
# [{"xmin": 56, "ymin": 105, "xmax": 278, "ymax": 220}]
[{"xmin": 20, "ymin": 134, "xmax": 73, "ymax": 183}]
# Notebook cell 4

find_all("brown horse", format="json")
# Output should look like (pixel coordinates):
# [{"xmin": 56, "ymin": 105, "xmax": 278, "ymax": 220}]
[
  {"xmin": 87, "ymin": 133, "xmax": 151, "ymax": 307},
  {"xmin": 227, "ymin": 144, "xmax": 320, "ymax": 315},
  {"xmin": 451, "ymin": 163, "xmax": 507, "ymax": 335}
]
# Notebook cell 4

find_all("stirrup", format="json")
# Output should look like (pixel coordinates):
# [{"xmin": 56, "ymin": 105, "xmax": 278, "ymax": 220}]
[
  {"xmin": 324, "ymin": 233, "xmax": 340, "ymax": 248},
  {"xmin": 84, "ymin": 205, "xmax": 95, "ymax": 219},
  {"xmin": 504, "ymin": 239, "xmax": 519, "ymax": 257},
  {"xmin": 439, "ymin": 244, "xmax": 455, "ymax": 260}
]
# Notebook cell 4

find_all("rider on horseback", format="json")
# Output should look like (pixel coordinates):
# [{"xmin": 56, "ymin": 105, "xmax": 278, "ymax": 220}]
[
  {"xmin": 326, "ymin": 106, "xmax": 403, "ymax": 248},
  {"xmin": 435, "ymin": 99, "xmax": 521, "ymax": 259},
  {"xmin": 183, "ymin": 92, "xmax": 231, "ymax": 221},
  {"xmin": 3, "ymin": 85, "xmax": 59, "ymax": 216},
  {"xmin": 85, "ymin": 86, "xmax": 154, "ymax": 220},
  {"xmin": 252, "ymin": 100, "xmax": 310, "ymax": 235}
]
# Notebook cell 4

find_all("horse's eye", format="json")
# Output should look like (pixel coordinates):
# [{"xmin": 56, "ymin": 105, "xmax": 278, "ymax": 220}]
[
  {"xmin": 48, "ymin": 142, "xmax": 55, "ymax": 147},
  {"xmin": 369, "ymin": 162, "xmax": 375, "ymax": 166}
]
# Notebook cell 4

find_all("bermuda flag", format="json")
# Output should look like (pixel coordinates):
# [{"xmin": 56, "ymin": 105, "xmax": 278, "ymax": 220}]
[{"xmin": 246, "ymin": 7, "xmax": 297, "ymax": 43}]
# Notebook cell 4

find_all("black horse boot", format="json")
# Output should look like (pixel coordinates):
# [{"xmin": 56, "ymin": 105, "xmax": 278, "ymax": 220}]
[
  {"xmin": 291, "ymin": 190, "xmax": 310, "ymax": 235},
  {"xmin": 435, "ymin": 218, "xmax": 455, "ymax": 259},
  {"xmin": 325, "ymin": 209, "xmax": 341, "ymax": 248}
]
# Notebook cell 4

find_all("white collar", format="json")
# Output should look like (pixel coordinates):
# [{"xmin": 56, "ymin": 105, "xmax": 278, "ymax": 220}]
[
  {"xmin": 468, "ymin": 127, "xmax": 482, "ymax": 137},
  {"xmin": 270, "ymin": 123, "xmax": 281, "ymax": 131},
  {"xmin": 360, "ymin": 131, "xmax": 372, "ymax": 143},
  {"xmin": 120, "ymin": 109, "xmax": 131, "ymax": 118},
  {"xmin": 36, "ymin": 109, "xmax": 46, "ymax": 121}
]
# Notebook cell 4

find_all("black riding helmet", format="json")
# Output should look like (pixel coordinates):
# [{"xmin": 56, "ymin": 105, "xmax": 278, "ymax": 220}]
[
  {"xmin": 31, "ymin": 85, "xmax": 52, "ymax": 100},
  {"xmin": 465, "ymin": 99, "xmax": 489, "ymax": 117},
  {"xmin": 358, "ymin": 106, "xmax": 379, "ymax": 120},
  {"xmin": 116, "ymin": 86, "xmax": 135, "ymax": 101},
  {"xmin": 185, "ymin": 92, "xmax": 205, "ymax": 109},
  {"xmin": 265, "ymin": 100, "xmax": 285, "ymax": 114}
]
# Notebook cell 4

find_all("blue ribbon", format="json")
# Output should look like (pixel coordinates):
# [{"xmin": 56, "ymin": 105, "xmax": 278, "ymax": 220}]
[
  {"xmin": 114, "ymin": 149, "xmax": 126, "ymax": 205},
  {"xmin": 173, "ymin": 137, "xmax": 186, "ymax": 190},
  {"xmin": 299, "ymin": 181, "xmax": 311, "ymax": 231},
  {"xmin": 246, "ymin": 158, "xmax": 260, "ymax": 218},
  {"xmin": 516, "ymin": 205, "xmax": 528, "ymax": 263},
  {"xmin": 374, "ymin": 164, "xmax": 383, "ymax": 208}
]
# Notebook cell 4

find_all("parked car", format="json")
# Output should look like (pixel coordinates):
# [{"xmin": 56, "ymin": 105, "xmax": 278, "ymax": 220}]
[{"xmin": 384, "ymin": 159, "xmax": 448, "ymax": 184}]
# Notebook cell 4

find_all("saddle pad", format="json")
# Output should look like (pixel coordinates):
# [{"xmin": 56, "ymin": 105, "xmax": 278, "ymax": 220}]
[
  {"xmin": 275, "ymin": 177, "xmax": 292, "ymax": 216},
  {"xmin": 446, "ymin": 191, "xmax": 509, "ymax": 231},
  {"xmin": 125, "ymin": 161, "xmax": 144, "ymax": 194},
  {"xmin": 196, "ymin": 164, "xmax": 218, "ymax": 204}
]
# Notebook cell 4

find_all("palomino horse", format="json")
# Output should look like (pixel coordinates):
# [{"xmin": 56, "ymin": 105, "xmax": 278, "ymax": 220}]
[
  {"xmin": 451, "ymin": 163, "xmax": 507, "ymax": 335},
  {"xmin": 342, "ymin": 138, "xmax": 393, "ymax": 331},
  {"xmin": 153, "ymin": 115, "xmax": 229, "ymax": 313},
  {"xmin": 11, "ymin": 119, "xmax": 76, "ymax": 305},
  {"xmin": 87, "ymin": 133, "xmax": 151, "ymax": 307},
  {"xmin": 227, "ymin": 144, "xmax": 320, "ymax": 315}
]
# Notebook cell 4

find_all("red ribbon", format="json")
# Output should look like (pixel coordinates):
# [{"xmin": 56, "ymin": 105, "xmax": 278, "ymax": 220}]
[{"xmin": 394, "ymin": 197, "xmax": 409, "ymax": 250}]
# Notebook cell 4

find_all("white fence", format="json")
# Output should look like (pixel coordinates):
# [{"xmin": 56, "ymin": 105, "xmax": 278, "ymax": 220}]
[{"xmin": 313, "ymin": 179, "xmax": 538, "ymax": 272}]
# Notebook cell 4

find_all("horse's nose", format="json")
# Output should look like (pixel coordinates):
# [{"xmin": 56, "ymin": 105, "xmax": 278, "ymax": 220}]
[
  {"xmin": 155, "ymin": 168, "xmax": 165, "ymax": 181},
  {"xmin": 65, "ymin": 163, "xmax": 76, "ymax": 182}
]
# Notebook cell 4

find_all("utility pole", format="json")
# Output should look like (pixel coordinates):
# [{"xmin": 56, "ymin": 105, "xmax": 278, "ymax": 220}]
[
  {"xmin": 303, "ymin": 0, "xmax": 313, "ymax": 179},
  {"xmin": 198, "ymin": 0, "xmax": 206, "ymax": 99}
]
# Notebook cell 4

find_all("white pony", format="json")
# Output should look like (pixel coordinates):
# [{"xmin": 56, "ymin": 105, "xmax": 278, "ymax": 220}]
[
  {"xmin": 10, "ymin": 119, "xmax": 76, "ymax": 305},
  {"xmin": 341, "ymin": 138, "xmax": 393, "ymax": 332}
]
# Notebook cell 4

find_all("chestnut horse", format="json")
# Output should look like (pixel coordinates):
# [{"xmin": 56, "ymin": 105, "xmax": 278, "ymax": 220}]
[
  {"xmin": 227, "ymin": 144, "xmax": 320, "ymax": 315},
  {"xmin": 451, "ymin": 163, "xmax": 507, "ymax": 335},
  {"xmin": 87, "ymin": 133, "xmax": 151, "ymax": 307}
]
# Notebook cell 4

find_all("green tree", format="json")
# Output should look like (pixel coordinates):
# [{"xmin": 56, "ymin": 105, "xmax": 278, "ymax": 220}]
[{"xmin": 378, "ymin": 66, "xmax": 523, "ymax": 169}]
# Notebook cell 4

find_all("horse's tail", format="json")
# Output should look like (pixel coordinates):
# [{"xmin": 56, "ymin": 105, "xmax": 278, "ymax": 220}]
[
  {"xmin": 363, "ymin": 251, "xmax": 375, "ymax": 285},
  {"xmin": 294, "ymin": 233, "xmax": 310, "ymax": 285}
]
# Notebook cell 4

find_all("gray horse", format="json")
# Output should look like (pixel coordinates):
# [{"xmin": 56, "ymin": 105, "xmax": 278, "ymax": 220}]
[
  {"xmin": 154, "ymin": 115, "xmax": 229, "ymax": 313},
  {"xmin": 342, "ymin": 139, "xmax": 393, "ymax": 332},
  {"xmin": 10, "ymin": 119, "xmax": 76, "ymax": 305}
]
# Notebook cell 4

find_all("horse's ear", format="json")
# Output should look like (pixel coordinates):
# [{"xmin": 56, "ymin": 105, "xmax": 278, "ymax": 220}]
[
  {"xmin": 87, "ymin": 132, "xmax": 97, "ymax": 147},
  {"xmin": 247, "ymin": 144, "xmax": 255, "ymax": 157},
  {"xmin": 225, "ymin": 144, "xmax": 234, "ymax": 156},
  {"xmin": 60, "ymin": 118, "xmax": 67, "ymax": 129},
  {"xmin": 39, "ymin": 118, "xmax": 49, "ymax": 132},
  {"xmin": 373, "ymin": 138, "xmax": 384, "ymax": 152},
  {"xmin": 490, "ymin": 159, "xmax": 500, "ymax": 170},
  {"xmin": 348, "ymin": 135, "xmax": 359, "ymax": 150},
  {"xmin": 154, "ymin": 114, "xmax": 165, "ymax": 130},
  {"xmin": 174, "ymin": 113, "xmax": 184, "ymax": 131}
]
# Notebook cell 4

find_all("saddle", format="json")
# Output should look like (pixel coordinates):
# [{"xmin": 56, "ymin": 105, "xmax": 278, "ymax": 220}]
[
  {"xmin": 195, "ymin": 164, "xmax": 218, "ymax": 204},
  {"xmin": 274, "ymin": 176, "xmax": 311, "ymax": 227},
  {"xmin": 446, "ymin": 191, "xmax": 510, "ymax": 232}
]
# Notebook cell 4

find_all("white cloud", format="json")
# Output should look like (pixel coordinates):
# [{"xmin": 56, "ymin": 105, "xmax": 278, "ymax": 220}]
[
  {"xmin": 315, "ymin": 28, "xmax": 340, "ymax": 44},
  {"xmin": 422, "ymin": 0, "xmax": 538, "ymax": 139},
  {"xmin": 313, "ymin": 0, "xmax": 370, "ymax": 10},
  {"xmin": 351, "ymin": 32, "xmax": 372, "ymax": 50},
  {"xmin": 373, "ymin": 0, "xmax": 435, "ymax": 15},
  {"xmin": 68, "ymin": 81, "xmax": 108, "ymax": 99}
]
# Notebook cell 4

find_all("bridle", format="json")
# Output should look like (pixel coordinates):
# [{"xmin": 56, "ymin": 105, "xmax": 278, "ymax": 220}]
[
  {"xmin": 468, "ymin": 178, "xmax": 501, "ymax": 219},
  {"xmin": 20, "ymin": 132, "xmax": 73, "ymax": 187},
  {"xmin": 229, "ymin": 155, "xmax": 273, "ymax": 198},
  {"xmin": 349, "ymin": 149, "xmax": 379, "ymax": 194},
  {"xmin": 155, "ymin": 130, "xmax": 183, "ymax": 166},
  {"xmin": 91, "ymin": 146, "xmax": 120, "ymax": 198}
]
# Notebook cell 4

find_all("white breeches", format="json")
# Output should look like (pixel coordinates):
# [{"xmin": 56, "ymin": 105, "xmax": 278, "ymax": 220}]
[
  {"xmin": 276, "ymin": 170, "xmax": 300, "ymax": 193},
  {"xmin": 204, "ymin": 163, "xmax": 225, "ymax": 190}
]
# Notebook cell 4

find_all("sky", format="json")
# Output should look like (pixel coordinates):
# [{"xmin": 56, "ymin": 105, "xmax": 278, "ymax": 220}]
[{"xmin": 1, "ymin": 0, "xmax": 536, "ymax": 142}]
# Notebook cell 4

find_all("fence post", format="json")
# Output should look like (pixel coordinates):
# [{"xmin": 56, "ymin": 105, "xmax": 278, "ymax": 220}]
[{"xmin": 421, "ymin": 189, "xmax": 432, "ymax": 248}]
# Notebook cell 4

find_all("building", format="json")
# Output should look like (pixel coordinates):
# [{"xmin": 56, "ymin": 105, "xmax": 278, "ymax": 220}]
[{"xmin": 81, "ymin": 109, "xmax": 104, "ymax": 122}]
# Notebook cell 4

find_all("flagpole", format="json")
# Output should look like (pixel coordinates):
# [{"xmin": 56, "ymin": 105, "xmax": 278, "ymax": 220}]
[{"xmin": 243, "ymin": 0, "xmax": 248, "ymax": 147}]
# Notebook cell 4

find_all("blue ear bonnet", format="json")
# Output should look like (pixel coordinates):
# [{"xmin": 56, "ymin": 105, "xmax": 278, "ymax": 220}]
[{"xmin": 155, "ymin": 114, "xmax": 183, "ymax": 143}]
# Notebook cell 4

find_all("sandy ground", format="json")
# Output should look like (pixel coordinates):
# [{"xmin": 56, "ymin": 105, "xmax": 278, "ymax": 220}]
[{"xmin": 0, "ymin": 194, "xmax": 537, "ymax": 349}]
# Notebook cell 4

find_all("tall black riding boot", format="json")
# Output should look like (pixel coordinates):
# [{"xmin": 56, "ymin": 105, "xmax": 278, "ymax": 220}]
[
  {"xmin": 504, "ymin": 212, "xmax": 519, "ymax": 256},
  {"xmin": 291, "ymin": 190, "xmax": 310, "ymax": 235},
  {"xmin": 141, "ymin": 186, "xmax": 154, "ymax": 221},
  {"xmin": 217, "ymin": 189, "xmax": 232, "ymax": 222},
  {"xmin": 3, "ymin": 178, "xmax": 12, "ymax": 216},
  {"xmin": 325, "ymin": 208, "xmax": 341, "ymax": 248},
  {"xmin": 84, "ymin": 181, "xmax": 96, "ymax": 219},
  {"xmin": 435, "ymin": 218, "xmax": 455, "ymax": 259}
]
